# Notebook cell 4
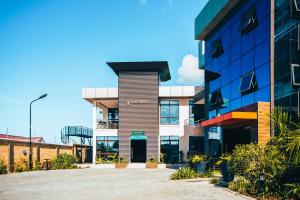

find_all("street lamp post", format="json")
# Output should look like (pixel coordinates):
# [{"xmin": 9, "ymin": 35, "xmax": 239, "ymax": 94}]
[{"xmin": 29, "ymin": 94, "xmax": 48, "ymax": 170}]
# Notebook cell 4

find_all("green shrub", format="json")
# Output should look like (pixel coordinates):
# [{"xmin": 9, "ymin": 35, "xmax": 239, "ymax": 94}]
[
  {"xmin": 170, "ymin": 167, "xmax": 198, "ymax": 180},
  {"xmin": 229, "ymin": 144, "xmax": 286, "ymax": 197},
  {"xmin": 116, "ymin": 156, "xmax": 128, "ymax": 164},
  {"xmin": 196, "ymin": 170, "xmax": 217, "ymax": 178},
  {"xmin": 0, "ymin": 159, "xmax": 7, "ymax": 175},
  {"xmin": 14, "ymin": 159, "xmax": 29, "ymax": 172},
  {"xmin": 33, "ymin": 160, "xmax": 42, "ymax": 171},
  {"xmin": 51, "ymin": 153, "xmax": 77, "ymax": 169},
  {"xmin": 228, "ymin": 177, "xmax": 252, "ymax": 195},
  {"xmin": 210, "ymin": 178, "xmax": 220, "ymax": 185},
  {"xmin": 160, "ymin": 153, "xmax": 165, "ymax": 164},
  {"xmin": 191, "ymin": 154, "xmax": 206, "ymax": 164},
  {"xmin": 96, "ymin": 154, "xmax": 118, "ymax": 164},
  {"xmin": 147, "ymin": 156, "xmax": 158, "ymax": 164},
  {"xmin": 285, "ymin": 183, "xmax": 300, "ymax": 199}
]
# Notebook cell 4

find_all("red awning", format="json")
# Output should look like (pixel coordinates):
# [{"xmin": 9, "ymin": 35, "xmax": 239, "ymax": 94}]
[{"xmin": 201, "ymin": 112, "xmax": 257, "ymax": 127}]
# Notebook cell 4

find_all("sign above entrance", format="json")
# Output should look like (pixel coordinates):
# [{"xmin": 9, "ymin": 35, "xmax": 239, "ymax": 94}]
[
  {"xmin": 127, "ymin": 99, "xmax": 150, "ymax": 106},
  {"xmin": 131, "ymin": 131, "xmax": 145, "ymax": 136}
]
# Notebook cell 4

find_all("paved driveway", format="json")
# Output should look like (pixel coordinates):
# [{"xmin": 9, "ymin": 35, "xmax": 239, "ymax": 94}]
[{"xmin": 0, "ymin": 168, "xmax": 250, "ymax": 200}]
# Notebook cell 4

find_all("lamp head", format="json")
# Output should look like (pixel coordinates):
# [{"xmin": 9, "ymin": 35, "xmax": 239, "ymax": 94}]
[{"xmin": 39, "ymin": 94, "xmax": 48, "ymax": 99}]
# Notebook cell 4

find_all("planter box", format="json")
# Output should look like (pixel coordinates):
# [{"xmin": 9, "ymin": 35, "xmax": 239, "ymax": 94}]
[
  {"xmin": 221, "ymin": 163, "xmax": 234, "ymax": 182},
  {"xmin": 115, "ymin": 163, "xmax": 128, "ymax": 169},
  {"xmin": 146, "ymin": 163, "xmax": 158, "ymax": 169},
  {"xmin": 195, "ymin": 162, "xmax": 207, "ymax": 173}
]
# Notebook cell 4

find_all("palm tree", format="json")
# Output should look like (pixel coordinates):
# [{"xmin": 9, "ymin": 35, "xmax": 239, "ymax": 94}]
[{"xmin": 270, "ymin": 107, "xmax": 300, "ymax": 164}]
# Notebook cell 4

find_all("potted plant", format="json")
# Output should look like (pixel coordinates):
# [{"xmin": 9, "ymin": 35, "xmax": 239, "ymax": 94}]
[
  {"xmin": 115, "ymin": 157, "xmax": 128, "ymax": 169},
  {"xmin": 146, "ymin": 156, "xmax": 158, "ymax": 169},
  {"xmin": 216, "ymin": 155, "xmax": 234, "ymax": 182},
  {"xmin": 191, "ymin": 154, "xmax": 207, "ymax": 173}
]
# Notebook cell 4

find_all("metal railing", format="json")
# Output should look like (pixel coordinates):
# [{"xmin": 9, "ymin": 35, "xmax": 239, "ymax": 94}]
[
  {"xmin": 184, "ymin": 118, "xmax": 204, "ymax": 127},
  {"xmin": 97, "ymin": 121, "xmax": 119, "ymax": 129}
]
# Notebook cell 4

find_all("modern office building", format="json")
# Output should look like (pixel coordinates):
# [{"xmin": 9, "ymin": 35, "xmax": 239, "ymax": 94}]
[
  {"xmin": 194, "ymin": 0, "xmax": 300, "ymax": 154},
  {"xmin": 82, "ymin": 62, "xmax": 204, "ymax": 163}
]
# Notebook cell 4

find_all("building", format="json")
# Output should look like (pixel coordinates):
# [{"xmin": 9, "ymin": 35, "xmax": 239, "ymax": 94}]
[
  {"xmin": 194, "ymin": 0, "xmax": 300, "ymax": 154},
  {"xmin": 82, "ymin": 62, "xmax": 204, "ymax": 163},
  {"xmin": 0, "ymin": 134, "xmax": 45, "ymax": 143}
]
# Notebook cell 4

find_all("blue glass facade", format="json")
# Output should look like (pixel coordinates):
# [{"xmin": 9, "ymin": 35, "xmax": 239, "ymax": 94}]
[
  {"xmin": 203, "ymin": 0, "xmax": 271, "ymax": 119},
  {"xmin": 274, "ymin": 0, "xmax": 300, "ymax": 119},
  {"xmin": 195, "ymin": 0, "xmax": 300, "ymax": 154}
]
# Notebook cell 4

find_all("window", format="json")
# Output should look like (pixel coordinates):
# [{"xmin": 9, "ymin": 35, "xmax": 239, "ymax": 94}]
[
  {"xmin": 211, "ymin": 38, "xmax": 224, "ymax": 58},
  {"xmin": 189, "ymin": 136, "xmax": 204, "ymax": 154},
  {"xmin": 292, "ymin": 0, "xmax": 300, "ymax": 18},
  {"xmin": 239, "ymin": 71, "xmax": 258, "ymax": 94},
  {"xmin": 160, "ymin": 136, "xmax": 179, "ymax": 163},
  {"xmin": 108, "ymin": 108, "xmax": 118, "ymax": 123},
  {"xmin": 160, "ymin": 100, "xmax": 179, "ymax": 125},
  {"xmin": 96, "ymin": 136, "xmax": 119, "ymax": 159},
  {"xmin": 210, "ymin": 89, "xmax": 224, "ymax": 107},
  {"xmin": 188, "ymin": 100, "xmax": 194, "ymax": 125},
  {"xmin": 292, "ymin": 64, "xmax": 300, "ymax": 86},
  {"xmin": 240, "ymin": 6, "xmax": 258, "ymax": 34}
]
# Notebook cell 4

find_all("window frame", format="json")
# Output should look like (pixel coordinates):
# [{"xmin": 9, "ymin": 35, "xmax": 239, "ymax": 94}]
[
  {"xmin": 160, "ymin": 136, "xmax": 179, "ymax": 163},
  {"xmin": 239, "ymin": 71, "xmax": 258, "ymax": 94},
  {"xmin": 210, "ymin": 89, "xmax": 224, "ymax": 107},
  {"xmin": 291, "ymin": 64, "xmax": 300, "ymax": 86},
  {"xmin": 96, "ymin": 136, "xmax": 119, "ymax": 158},
  {"xmin": 211, "ymin": 38, "xmax": 224, "ymax": 58},
  {"xmin": 292, "ymin": 0, "xmax": 300, "ymax": 18},
  {"xmin": 160, "ymin": 100, "xmax": 180, "ymax": 125},
  {"xmin": 239, "ymin": 5, "xmax": 258, "ymax": 34}
]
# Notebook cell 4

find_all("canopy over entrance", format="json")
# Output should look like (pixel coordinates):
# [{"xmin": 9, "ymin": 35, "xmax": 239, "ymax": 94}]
[{"xmin": 201, "ymin": 112, "xmax": 257, "ymax": 127}]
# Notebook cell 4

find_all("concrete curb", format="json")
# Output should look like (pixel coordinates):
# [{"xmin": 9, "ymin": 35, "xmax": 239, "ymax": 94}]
[{"xmin": 220, "ymin": 187, "xmax": 255, "ymax": 200}]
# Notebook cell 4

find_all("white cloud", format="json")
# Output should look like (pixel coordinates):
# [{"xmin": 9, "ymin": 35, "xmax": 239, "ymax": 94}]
[
  {"xmin": 139, "ymin": 0, "xmax": 147, "ymax": 4},
  {"xmin": 177, "ymin": 54, "xmax": 204, "ymax": 83}
]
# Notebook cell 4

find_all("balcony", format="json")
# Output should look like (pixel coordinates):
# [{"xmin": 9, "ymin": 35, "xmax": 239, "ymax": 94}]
[
  {"xmin": 184, "ymin": 118, "xmax": 203, "ymax": 127},
  {"xmin": 97, "ymin": 120, "xmax": 119, "ymax": 130}
]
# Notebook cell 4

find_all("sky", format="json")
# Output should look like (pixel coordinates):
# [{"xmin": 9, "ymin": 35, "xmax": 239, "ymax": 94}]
[{"xmin": 0, "ymin": 0, "xmax": 208, "ymax": 143}]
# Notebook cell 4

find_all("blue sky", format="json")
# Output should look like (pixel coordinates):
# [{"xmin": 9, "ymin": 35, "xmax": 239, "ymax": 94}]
[{"xmin": 0, "ymin": 0, "xmax": 207, "ymax": 143}]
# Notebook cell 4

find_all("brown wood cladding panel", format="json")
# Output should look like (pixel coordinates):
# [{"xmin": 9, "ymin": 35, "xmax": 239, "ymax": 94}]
[
  {"xmin": 257, "ymin": 102, "xmax": 271, "ymax": 144},
  {"xmin": 118, "ymin": 72, "xmax": 159, "ymax": 160}
]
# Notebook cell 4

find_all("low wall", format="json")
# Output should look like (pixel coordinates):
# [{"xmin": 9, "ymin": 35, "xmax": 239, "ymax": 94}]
[{"xmin": 0, "ymin": 139, "xmax": 91, "ymax": 172}]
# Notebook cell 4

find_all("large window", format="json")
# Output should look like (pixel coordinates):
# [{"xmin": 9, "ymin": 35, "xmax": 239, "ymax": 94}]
[
  {"xmin": 160, "ymin": 136, "xmax": 179, "ymax": 163},
  {"xmin": 160, "ymin": 100, "xmax": 179, "ymax": 125},
  {"xmin": 96, "ymin": 136, "xmax": 119, "ymax": 159}
]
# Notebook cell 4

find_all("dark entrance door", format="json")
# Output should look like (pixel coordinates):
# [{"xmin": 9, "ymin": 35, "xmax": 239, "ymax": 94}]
[{"xmin": 131, "ymin": 140, "xmax": 146, "ymax": 162}]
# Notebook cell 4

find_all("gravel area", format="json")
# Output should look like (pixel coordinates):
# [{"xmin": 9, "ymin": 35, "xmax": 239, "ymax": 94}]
[{"xmin": 0, "ymin": 168, "xmax": 251, "ymax": 200}]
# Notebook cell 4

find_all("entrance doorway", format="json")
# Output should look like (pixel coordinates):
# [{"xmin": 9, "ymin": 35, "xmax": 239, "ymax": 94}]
[
  {"xmin": 222, "ymin": 126, "xmax": 252, "ymax": 153},
  {"xmin": 131, "ymin": 140, "xmax": 146, "ymax": 162}
]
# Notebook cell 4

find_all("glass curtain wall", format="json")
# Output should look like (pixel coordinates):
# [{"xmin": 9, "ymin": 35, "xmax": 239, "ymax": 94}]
[
  {"xmin": 203, "ymin": 0, "xmax": 271, "ymax": 119},
  {"xmin": 274, "ymin": 0, "xmax": 300, "ymax": 119}
]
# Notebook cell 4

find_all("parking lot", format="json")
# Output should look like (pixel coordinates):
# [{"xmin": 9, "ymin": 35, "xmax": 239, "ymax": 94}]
[{"xmin": 0, "ymin": 168, "xmax": 250, "ymax": 200}]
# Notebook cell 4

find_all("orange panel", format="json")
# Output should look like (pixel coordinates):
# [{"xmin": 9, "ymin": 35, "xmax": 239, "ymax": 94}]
[{"xmin": 231, "ymin": 112, "xmax": 257, "ymax": 119}]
